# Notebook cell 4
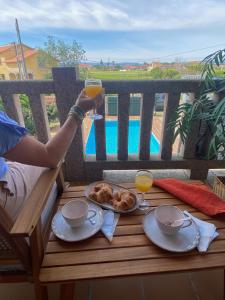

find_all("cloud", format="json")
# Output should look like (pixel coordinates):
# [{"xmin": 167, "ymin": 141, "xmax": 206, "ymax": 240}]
[{"xmin": 0, "ymin": 0, "xmax": 224, "ymax": 32}]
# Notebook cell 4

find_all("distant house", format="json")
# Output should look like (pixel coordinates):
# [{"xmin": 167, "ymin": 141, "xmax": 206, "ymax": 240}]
[
  {"xmin": 0, "ymin": 43, "xmax": 51, "ymax": 80},
  {"xmin": 121, "ymin": 64, "xmax": 148, "ymax": 71},
  {"xmin": 148, "ymin": 61, "xmax": 191, "ymax": 72},
  {"xmin": 79, "ymin": 63, "xmax": 92, "ymax": 70}
]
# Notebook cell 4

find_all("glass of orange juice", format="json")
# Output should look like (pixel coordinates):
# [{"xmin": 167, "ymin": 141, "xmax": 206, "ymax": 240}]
[
  {"xmin": 85, "ymin": 79, "xmax": 103, "ymax": 120},
  {"xmin": 135, "ymin": 170, "xmax": 153, "ymax": 208}
]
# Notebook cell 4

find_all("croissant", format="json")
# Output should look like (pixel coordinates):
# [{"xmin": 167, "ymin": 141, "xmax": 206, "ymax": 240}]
[
  {"xmin": 112, "ymin": 191, "xmax": 136, "ymax": 211},
  {"xmin": 89, "ymin": 183, "xmax": 113, "ymax": 204}
]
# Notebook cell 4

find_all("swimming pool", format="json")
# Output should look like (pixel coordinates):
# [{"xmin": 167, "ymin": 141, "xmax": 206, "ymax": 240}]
[{"xmin": 86, "ymin": 120, "xmax": 160, "ymax": 155}]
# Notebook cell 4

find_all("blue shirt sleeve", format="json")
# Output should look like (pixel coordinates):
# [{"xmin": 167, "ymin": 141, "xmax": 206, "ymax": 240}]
[{"xmin": 0, "ymin": 111, "xmax": 28, "ymax": 155}]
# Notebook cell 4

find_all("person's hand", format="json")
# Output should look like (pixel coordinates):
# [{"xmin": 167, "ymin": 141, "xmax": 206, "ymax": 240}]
[{"xmin": 75, "ymin": 88, "xmax": 105, "ymax": 113}]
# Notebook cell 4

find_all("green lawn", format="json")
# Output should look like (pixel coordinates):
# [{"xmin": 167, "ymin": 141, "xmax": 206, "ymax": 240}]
[{"xmin": 87, "ymin": 70, "xmax": 153, "ymax": 80}]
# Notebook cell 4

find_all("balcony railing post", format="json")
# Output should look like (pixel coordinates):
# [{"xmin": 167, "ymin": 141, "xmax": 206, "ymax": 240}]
[
  {"xmin": 28, "ymin": 93, "xmax": 50, "ymax": 143},
  {"xmin": 160, "ymin": 91, "xmax": 180, "ymax": 160},
  {"xmin": 52, "ymin": 67, "xmax": 86, "ymax": 181}
]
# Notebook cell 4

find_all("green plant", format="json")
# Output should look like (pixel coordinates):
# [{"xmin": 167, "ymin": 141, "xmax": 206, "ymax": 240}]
[
  {"xmin": 20, "ymin": 95, "xmax": 59, "ymax": 135},
  {"xmin": 170, "ymin": 49, "xmax": 225, "ymax": 159},
  {"xmin": 20, "ymin": 94, "xmax": 36, "ymax": 135},
  {"xmin": 46, "ymin": 103, "xmax": 58, "ymax": 123}
]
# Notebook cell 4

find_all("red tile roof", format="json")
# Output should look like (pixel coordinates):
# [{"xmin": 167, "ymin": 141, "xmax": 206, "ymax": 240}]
[
  {"xmin": 0, "ymin": 44, "xmax": 13, "ymax": 53},
  {"xmin": 79, "ymin": 63, "xmax": 92, "ymax": 69},
  {"xmin": 5, "ymin": 49, "xmax": 38, "ymax": 63}
]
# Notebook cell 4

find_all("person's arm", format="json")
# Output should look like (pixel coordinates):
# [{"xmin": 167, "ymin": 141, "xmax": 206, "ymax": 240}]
[{"xmin": 3, "ymin": 90, "xmax": 104, "ymax": 168}]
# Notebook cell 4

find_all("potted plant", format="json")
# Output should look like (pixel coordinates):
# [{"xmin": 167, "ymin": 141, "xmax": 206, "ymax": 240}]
[{"xmin": 170, "ymin": 49, "xmax": 225, "ymax": 159}]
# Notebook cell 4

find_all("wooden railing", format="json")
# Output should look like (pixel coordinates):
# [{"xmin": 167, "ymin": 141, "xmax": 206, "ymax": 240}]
[{"xmin": 1, "ymin": 67, "xmax": 225, "ymax": 182}]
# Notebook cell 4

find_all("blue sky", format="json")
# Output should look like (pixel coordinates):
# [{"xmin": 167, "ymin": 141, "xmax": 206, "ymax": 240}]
[{"xmin": 1, "ymin": 0, "xmax": 225, "ymax": 63}]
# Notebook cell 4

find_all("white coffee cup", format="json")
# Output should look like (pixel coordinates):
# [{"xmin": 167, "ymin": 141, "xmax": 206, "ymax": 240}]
[
  {"xmin": 154, "ymin": 205, "xmax": 192, "ymax": 235},
  {"xmin": 61, "ymin": 199, "xmax": 96, "ymax": 227}
]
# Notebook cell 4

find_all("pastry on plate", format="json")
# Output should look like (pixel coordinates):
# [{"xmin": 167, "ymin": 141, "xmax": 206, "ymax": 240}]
[
  {"xmin": 89, "ymin": 183, "xmax": 113, "ymax": 204},
  {"xmin": 112, "ymin": 191, "xmax": 136, "ymax": 211}
]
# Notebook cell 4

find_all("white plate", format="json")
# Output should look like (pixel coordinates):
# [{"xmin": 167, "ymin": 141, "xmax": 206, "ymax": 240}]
[
  {"xmin": 84, "ymin": 181, "xmax": 140, "ymax": 214},
  {"xmin": 143, "ymin": 210, "xmax": 200, "ymax": 252},
  {"xmin": 52, "ymin": 202, "xmax": 104, "ymax": 242}
]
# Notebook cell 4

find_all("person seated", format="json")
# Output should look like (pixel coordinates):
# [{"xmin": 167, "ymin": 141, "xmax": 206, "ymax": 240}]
[{"xmin": 0, "ymin": 90, "xmax": 104, "ymax": 224}]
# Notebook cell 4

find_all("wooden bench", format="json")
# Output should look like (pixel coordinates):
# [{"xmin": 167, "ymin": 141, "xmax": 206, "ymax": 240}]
[{"xmin": 0, "ymin": 164, "xmax": 64, "ymax": 300}]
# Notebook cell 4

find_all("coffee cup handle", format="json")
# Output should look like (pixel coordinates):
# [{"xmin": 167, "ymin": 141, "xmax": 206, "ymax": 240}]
[
  {"xmin": 181, "ymin": 218, "xmax": 192, "ymax": 228},
  {"xmin": 87, "ymin": 209, "xmax": 97, "ymax": 220}
]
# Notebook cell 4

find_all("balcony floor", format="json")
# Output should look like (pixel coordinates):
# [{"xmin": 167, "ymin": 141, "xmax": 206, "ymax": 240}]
[{"xmin": 0, "ymin": 270, "xmax": 223, "ymax": 299}]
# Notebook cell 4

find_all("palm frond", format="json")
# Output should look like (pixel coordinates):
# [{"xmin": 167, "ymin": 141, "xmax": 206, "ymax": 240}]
[{"xmin": 170, "ymin": 47, "xmax": 225, "ymax": 159}]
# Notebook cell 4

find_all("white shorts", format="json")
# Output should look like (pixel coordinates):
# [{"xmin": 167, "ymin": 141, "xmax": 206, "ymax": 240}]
[{"xmin": 0, "ymin": 162, "xmax": 47, "ymax": 222}]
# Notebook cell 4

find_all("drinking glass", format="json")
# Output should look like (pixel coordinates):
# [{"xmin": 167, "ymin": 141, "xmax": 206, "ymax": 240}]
[
  {"xmin": 84, "ymin": 79, "xmax": 103, "ymax": 120},
  {"xmin": 135, "ymin": 170, "xmax": 153, "ymax": 208}
]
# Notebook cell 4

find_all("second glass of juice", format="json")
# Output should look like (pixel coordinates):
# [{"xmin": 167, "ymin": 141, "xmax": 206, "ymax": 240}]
[{"xmin": 135, "ymin": 170, "xmax": 153, "ymax": 208}]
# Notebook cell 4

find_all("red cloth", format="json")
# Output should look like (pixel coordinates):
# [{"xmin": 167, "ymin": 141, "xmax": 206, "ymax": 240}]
[{"xmin": 153, "ymin": 178, "xmax": 225, "ymax": 216}]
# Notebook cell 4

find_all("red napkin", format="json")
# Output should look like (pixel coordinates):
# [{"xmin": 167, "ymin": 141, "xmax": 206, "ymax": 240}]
[{"xmin": 153, "ymin": 178, "xmax": 225, "ymax": 216}]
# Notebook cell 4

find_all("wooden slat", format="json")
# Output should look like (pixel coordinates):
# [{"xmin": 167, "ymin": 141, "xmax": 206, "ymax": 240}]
[
  {"xmin": 161, "ymin": 92, "xmax": 181, "ymax": 159},
  {"xmin": 47, "ymin": 228, "xmax": 225, "ymax": 254},
  {"xmin": 0, "ymin": 93, "xmax": 24, "ymax": 125},
  {"xmin": 43, "ymin": 246, "xmax": 157, "ymax": 267},
  {"xmin": 40, "ymin": 253, "xmax": 225, "ymax": 283},
  {"xmin": 64, "ymin": 181, "xmax": 204, "ymax": 193},
  {"xmin": 28, "ymin": 93, "xmax": 50, "ymax": 143},
  {"xmin": 139, "ymin": 92, "xmax": 155, "ymax": 160},
  {"xmin": 60, "ymin": 185, "xmax": 169, "ymax": 198},
  {"xmin": 95, "ymin": 99, "xmax": 106, "ymax": 160},
  {"xmin": 43, "ymin": 238, "xmax": 225, "ymax": 268},
  {"xmin": 85, "ymin": 159, "xmax": 225, "ymax": 178},
  {"xmin": 0, "ymin": 80, "xmax": 54, "ymax": 94},
  {"xmin": 102, "ymin": 80, "xmax": 201, "ymax": 94},
  {"xmin": 49, "ymin": 224, "xmax": 144, "ymax": 241},
  {"xmin": 60, "ymin": 190, "xmax": 175, "ymax": 200},
  {"xmin": 46, "ymin": 234, "xmax": 149, "ymax": 253},
  {"xmin": 118, "ymin": 93, "xmax": 130, "ymax": 160}
]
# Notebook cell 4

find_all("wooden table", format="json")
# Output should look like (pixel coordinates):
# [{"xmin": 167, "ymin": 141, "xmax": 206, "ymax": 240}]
[{"xmin": 39, "ymin": 181, "xmax": 225, "ymax": 299}]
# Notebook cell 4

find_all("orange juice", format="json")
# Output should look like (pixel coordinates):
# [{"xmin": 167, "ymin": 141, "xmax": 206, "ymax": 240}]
[
  {"xmin": 85, "ymin": 85, "xmax": 102, "ymax": 97},
  {"xmin": 135, "ymin": 175, "xmax": 153, "ymax": 193}
]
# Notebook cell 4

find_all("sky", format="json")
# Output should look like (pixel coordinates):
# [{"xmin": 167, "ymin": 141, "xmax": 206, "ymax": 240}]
[{"xmin": 1, "ymin": 0, "xmax": 225, "ymax": 63}]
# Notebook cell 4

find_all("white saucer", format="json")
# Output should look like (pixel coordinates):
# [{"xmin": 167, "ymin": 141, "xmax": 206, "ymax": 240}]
[
  {"xmin": 52, "ymin": 202, "xmax": 104, "ymax": 242},
  {"xmin": 143, "ymin": 210, "xmax": 200, "ymax": 252}
]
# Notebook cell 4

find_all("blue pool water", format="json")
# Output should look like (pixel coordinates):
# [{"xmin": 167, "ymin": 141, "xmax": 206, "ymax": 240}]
[{"xmin": 86, "ymin": 120, "xmax": 160, "ymax": 155}]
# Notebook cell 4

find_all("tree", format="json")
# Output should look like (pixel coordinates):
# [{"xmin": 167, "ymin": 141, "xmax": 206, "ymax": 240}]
[
  {"xmin": 149, "ymin": 67, "xmax": 164, "ymax": 79},
  {"xmin": 185, "ymin": 63, "xmax": 202, "ymax": 74},
  {"xmin": 149, "ymin": 67, "xmax": 181, "ymax": 79},
  {"xmin": 163, "ymin": 68, "xmax": 180, "ymax": 79},
  {"xmin": 38, "ymin": 36, "xmax": 86, "ymax": 68}
]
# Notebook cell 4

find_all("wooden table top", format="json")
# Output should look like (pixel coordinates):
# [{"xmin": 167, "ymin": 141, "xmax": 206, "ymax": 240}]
[{"xmin": 39, "ymin": 181, "xmax": 225, "ymax": 284}]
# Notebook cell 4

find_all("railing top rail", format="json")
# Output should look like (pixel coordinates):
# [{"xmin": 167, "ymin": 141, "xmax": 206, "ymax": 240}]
[
  {"xmin": 0, "ymin": 78, "xmax": 203, "ymax": 96},
  {"xmin": 0, "ymin": 80, "xmax": 54, "ymax": 94}
]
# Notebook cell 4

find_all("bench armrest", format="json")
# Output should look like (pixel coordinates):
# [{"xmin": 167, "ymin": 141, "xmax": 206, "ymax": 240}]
[{"xmin": 11, "ymin": 162, "xmax": 63, "ymax": 237}]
